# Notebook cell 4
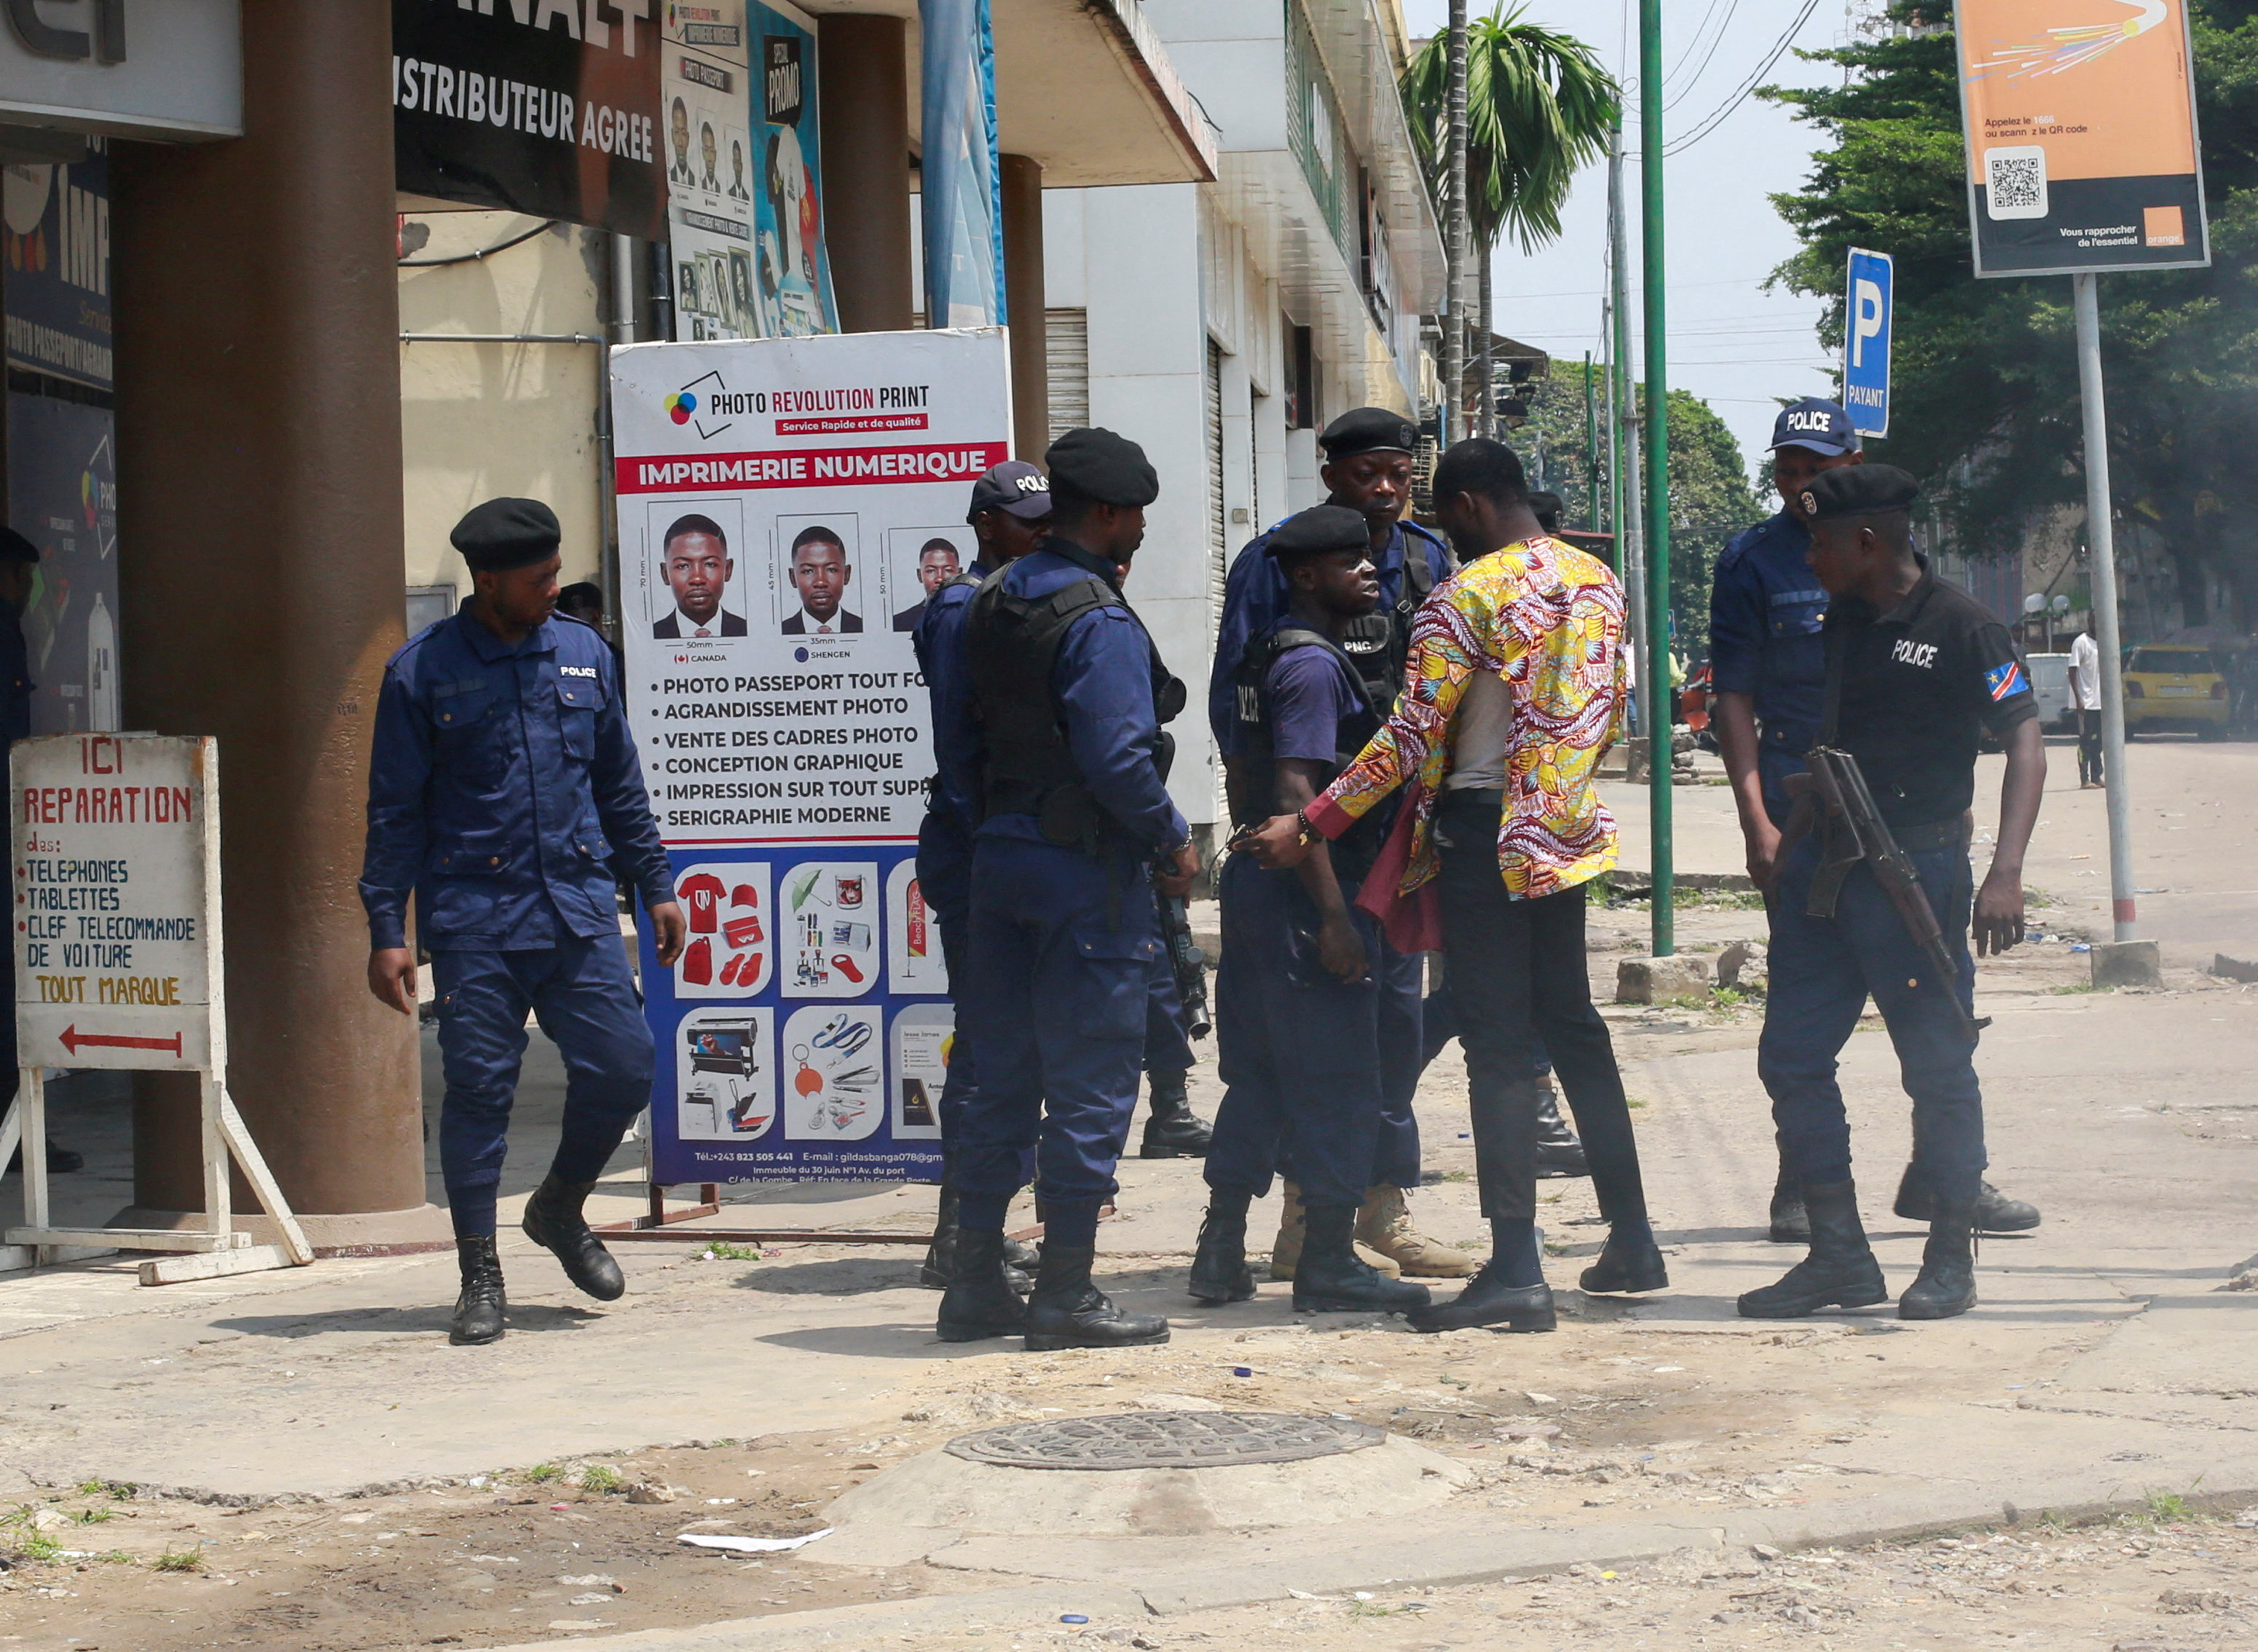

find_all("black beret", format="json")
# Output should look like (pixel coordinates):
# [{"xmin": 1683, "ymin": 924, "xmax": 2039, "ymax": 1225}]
[
  {"xmin": 1264, "ymin": 505, "xmax": 1370, "ymax": 560},
  {"xmin": 1799, "ymin": 463, "xmax": 1920, "ymax": 523},
  {"xmin": 1319, "ymin": 406, "xmax": 1419, "ymax": 459},
  {"xmin": 450, "ymin": 497, "xmax": 562, "ymax": 570},
  {"xmin": 1044, "ymin": 427, "xmax": 1159, "ymax": 508},
  {"xmin": 0, "ymin": 527, "xmax": 39, "ymax": 565}
]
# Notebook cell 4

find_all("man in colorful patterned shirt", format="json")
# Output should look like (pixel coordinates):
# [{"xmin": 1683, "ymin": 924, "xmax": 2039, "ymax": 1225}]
[{"xmin": 1242, "ymin": 438, "xmax": 1666, "ymax": 1334}]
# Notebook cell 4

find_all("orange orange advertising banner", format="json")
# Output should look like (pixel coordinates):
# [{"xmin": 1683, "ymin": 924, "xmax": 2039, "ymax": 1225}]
[{"xmin": 1953, "ymin": 0, "xmax": 2208, "ymax": 276}]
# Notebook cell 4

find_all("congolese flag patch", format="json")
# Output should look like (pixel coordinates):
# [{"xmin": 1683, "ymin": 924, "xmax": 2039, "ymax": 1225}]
[{"xmin": 1985, "ymin": 661, "xmax": 2029, "ymax": 702}]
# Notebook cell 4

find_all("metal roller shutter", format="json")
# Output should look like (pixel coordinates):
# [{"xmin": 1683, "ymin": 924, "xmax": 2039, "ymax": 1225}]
[
  {"xmin": 1044, "ymin": 309, "xmax": 1088, "ymax": 443},
  {"xmin": 1205, "ymin": 339, "xmax": 1225, "ymax": 611}
]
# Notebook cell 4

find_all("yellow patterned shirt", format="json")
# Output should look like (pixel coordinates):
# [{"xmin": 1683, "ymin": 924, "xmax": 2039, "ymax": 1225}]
[{"xmin": 1302, "ymin": 534, "xmax": 1627, "ymax": 900}]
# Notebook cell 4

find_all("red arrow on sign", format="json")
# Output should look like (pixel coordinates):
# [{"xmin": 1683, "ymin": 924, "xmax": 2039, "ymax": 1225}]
[{"xmin": 60, "ymin": 1024, "xmax": 183, "ymax": 1058}]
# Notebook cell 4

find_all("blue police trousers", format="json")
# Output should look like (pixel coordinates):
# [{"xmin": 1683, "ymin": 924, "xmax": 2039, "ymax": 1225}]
[
  {"xmin": 916, "ymin": 811, "xmax": 979, "ymax": 1147},
  {"xmin": 1761, "ymin": 837, "xmax": 1987, "ymax": 1202},
  {"xmin": 432, "ymin": 935, "xmax": 654, "ymax": 1239},
  {"xmin": 1206, "ymin": 854, "xmax": 1421, "ymax": 1211},
  {"xmin": 1143, "ymin": 946, "xmax": 1196, "ymax": 1078},
  {"xmin": 956, "ymin": 835, "xmax": 1161, "ymax": 1248}
]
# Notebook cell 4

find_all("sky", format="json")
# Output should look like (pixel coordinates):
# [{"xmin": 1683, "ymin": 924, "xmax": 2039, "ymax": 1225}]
[{"xmin": 1398, "ymin": 0, "xmax": 1865, "ymax": 474}]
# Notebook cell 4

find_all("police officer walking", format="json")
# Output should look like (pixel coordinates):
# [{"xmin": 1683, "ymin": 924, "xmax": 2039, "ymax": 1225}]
[
  {"xmin": 936, "ymin": 429, "xmax": 1199, "ymax": 1351},
  {"xmin": 1710, "ymin": 399, "xmax": 2038, "ymax": 1244},
  {"xmin": 1740, "ymin": 466, "xmax": 2045, "ymax": 1323},
  {"xmin": 1209, "ymin": 407, "xmax": 1472, "ymax": 1280},
  {"xmin": 913, "ymin": 460, "xmax": 1053, "ymax": 1291},
  {"xmin": 363, "ymin": 499, "xmax": 686, "ymax": 1347},
  {"xmin": 1192, "ymin": 505, "xmax": 1429, "ymax": 1317}
]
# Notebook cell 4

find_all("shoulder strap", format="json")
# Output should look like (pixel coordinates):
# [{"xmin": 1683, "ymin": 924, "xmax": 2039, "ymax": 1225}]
[{"xmin": 1819, "ymin": 619, "xmax": 1849, "ymax": 745}]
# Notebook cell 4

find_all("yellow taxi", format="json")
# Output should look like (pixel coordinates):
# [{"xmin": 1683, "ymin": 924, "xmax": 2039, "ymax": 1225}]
[{"xmin": 2123, "ymin": 645, "xmax": 2229, "ymax": 739}]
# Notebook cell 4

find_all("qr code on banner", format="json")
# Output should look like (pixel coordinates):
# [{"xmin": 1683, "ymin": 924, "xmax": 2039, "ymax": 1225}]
[{"xmin": 1986, "ymin": 145, "xmax": 2048, "ymax": 220}]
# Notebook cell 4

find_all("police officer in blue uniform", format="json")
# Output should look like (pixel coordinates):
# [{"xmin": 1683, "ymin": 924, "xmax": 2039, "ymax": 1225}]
[
  {"xmin": 362, "ymin": 499, "xmax": 686, "ymax": 1347},
  {"xmin": 1191, "ymin": 505, "xmax": 1429, "ymax": 1316},
  {"xmin": 1208, "ymin": 408, "xmax": 1455, "ymax": 1247},
  {"xmin": 937, "ymin": 429, "xmax": 1200, "ymax": 1351},
  {"xmin": 913, "ymin": 460, "xmax": 1053, "ymax": 1290},
  {"xmin": 1738, "ymin": 465, "xmax": 2045, "ymax": 1323},
  {"xmin": 1711, "ymin": 401, "xmax": 2038, "ymax": 1244}
]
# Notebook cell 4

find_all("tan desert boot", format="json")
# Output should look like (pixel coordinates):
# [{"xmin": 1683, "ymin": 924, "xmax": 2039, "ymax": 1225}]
[
  {"xmin": 1269, "ymin": 1183, "xmax": 1401, "ymax": 1280},
  {"xmin": 1356, "ymin": 1183, "xmax": 1478, "ymax": 1278}
]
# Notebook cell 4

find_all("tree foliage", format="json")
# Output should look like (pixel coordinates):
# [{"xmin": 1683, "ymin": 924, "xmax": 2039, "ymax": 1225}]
[{"xmin": 1764, "ymin": 0, "xmax": 2258, "ymax": 627}]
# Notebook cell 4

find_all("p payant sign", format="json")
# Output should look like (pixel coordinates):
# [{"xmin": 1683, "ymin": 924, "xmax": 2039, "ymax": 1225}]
[
  {"xmin": 1843, "ymin": 247, "xmax": 1892, "ymax": 439},
  {"xmin": 610, "ymin": 328, "xmax": 1011, "ymax": 1186}
]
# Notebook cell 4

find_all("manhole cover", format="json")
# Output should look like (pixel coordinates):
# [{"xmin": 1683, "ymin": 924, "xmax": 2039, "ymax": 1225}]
[{"xmin": 944, "ymin": 1411, "xmax": 1384, "ymax": 1471}]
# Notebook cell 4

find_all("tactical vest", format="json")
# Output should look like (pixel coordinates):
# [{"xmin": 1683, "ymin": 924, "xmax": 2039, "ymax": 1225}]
[
  {"xmin": 965, "ymin": 566, "xmax": 1184, "ymax": 849},
  {"xmin": 1336, "ymin": 528, "xmax": 1443, "ymax": 716},
  {"xmin": 1229, "ymin": 625, "xmax": 1393, "ymax": 882}
]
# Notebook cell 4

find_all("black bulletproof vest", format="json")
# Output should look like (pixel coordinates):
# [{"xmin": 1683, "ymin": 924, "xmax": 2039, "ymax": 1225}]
[
  {"xmin": 1229, "ymin": 625, "xmax": 1393, "ymax": 881},
  {"xmin": 964, "ymin": 563, "xmax": 1183, "ymax": 844},
  {"xmin": 1335, "ymin": 531, "xmax": 1441, "ymax": 716}
]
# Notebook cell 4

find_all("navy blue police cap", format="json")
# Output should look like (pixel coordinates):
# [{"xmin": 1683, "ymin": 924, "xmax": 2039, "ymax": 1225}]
[
  {"xmin": 967, "ymin": 459, "xmax": 1053, "ymax": 523},
  {"xmin": 1264, "ymin": 504, "xmax": 1370, "ymax": 560},
  {"xmin": 1320, "ymin": 406, "xmax": 1420, "ymax": 460},
  {"xmin": 0, "ymin": 527, "xmax": 40, "ymax": 564},
  {"xmin": 1044, "ymin": 427, "xmax": 1159, "ymax": 508},
  {"xmin": 1770, "ymin": 397, "xmax": 1860, "ymax": 457},
  {"xmin": 451, "ymin": 497, "xmax": 562, "ymax": 571},
  {"xmin": 1799, "ymin": 463, "xmax": 1920, "ymax": 523}
]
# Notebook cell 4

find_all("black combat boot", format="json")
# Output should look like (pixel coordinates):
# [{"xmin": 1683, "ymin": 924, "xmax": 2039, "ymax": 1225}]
[
  {"xmin": 935, "ymin": 1229, "xmax": 1029, "ymax": 1341},
  {"xmin": 1533, "ymin": 1081, "xmax": 1589, "ymax": 1178},
  {"xmin": 1899, "ymin": 1198, "xmax": 1979, "ymax": 1320},
  {"xmin": 1893, "ymin": 1166, "xmax": 2040, "ymax": 1234},
  {"xmin": 1187, "ymin": 1201, "xmax": 1257, "ymax": 1304},
  {"xmin": 521, "ymin": 1174, "xmax": 626, "ymax": 1301},
  {"xmin": 1768, "ymin": 1161, "xmax": 1811, "ymax": 1244},
  {"xmin": 1578, "ymin": 1227, "xmax": 1670, "ymax": 1295},
  {"xmin": 920, "ymin": 1177, "xmax": 961, "ymax": 1290},
  {"xmin": 1293, "ymin": 1206, "xmax": 1432, "ymax": 1315},
  {"xmin": 1023, "ymin": 1244, "xmax": 1170, "ymax": 1350},
  {"xmin": 1405, "ymin": 1263, "xmax": 1555, "ymax": 1334},
  {"xmin": 1739, "ymin": 1179, "xmax": 1888, "ymax": 1318},
  {"xmin": 1138, "ymin": 1069, "xmax": 1213, "ymax": 1158},
  {"xmin": 450, "ymin": 1235, "xmax": 507, "ymax": 1346}
]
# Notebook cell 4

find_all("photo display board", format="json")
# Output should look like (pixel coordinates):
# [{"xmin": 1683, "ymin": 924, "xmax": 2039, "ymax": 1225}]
[{"xmin": 610, "ymin": 328, "xmax": 1012, "ymax": 1184}]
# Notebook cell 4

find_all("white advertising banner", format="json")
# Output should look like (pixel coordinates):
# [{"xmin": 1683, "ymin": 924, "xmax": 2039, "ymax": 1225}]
[
  {"xmin": 610, "ymin": 328, "xmax": 1011, "ymax": 1183},
  {"xmin": 12, "ymin": 734, "xmax": 220, "ymax": 1073}
]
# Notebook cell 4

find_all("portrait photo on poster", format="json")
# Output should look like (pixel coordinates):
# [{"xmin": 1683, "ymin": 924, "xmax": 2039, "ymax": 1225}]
[
  {"xmin": 780, "ymin": 858, "xmax": 879, "ymax": 997},
  {"xmin": 774, "ymin": 513, "xmax": 864, "ymax": 636},
  {"xmin": 648, "ymin": 498, "xmax": 750, "ymax": 640},
  {"xmin": 889, "ymin": 1003, "xmax": 952, "ymax": 1140},
  {"xmin": 671, "ymin": 860, "xmax": 773, "ymax": 998},
  {"xmin": 678, "ymin": 1007, "xmax": 777, "ymax": 1141},
  {"xmin": 887, "ymin": 525, "xmax": 970, "ymax": 633},
  {"xmin": 781, "ymin": 1004, "xmax": 883, "ymax": 1140}
]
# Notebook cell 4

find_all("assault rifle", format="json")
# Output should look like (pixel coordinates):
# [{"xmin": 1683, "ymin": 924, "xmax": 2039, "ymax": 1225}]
[
  {"xmin": 1790, "ymin": 746, "xmax": 1989, "ymax": 1046},
  {"xmin": 1154, "ymin": 886, "xmax": 1212, "ymax": 1040}
]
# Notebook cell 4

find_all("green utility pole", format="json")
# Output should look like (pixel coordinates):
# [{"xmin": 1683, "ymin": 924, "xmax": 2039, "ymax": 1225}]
[
  {"xmin": 1638, "ymin": 0, "xmax": 1673, "ymax": 955},
  {"xmin": 1583, "ymin": 351, "xmax": 1598, "ymax": 529}
]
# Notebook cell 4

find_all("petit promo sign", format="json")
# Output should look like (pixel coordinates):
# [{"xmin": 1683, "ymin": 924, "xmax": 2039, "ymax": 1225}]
[{"xmin": 13, "ymin": 734, "xmax": 219, "ymax": 1073}]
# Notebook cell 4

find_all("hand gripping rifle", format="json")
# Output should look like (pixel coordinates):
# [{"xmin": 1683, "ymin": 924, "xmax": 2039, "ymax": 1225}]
[
  {"xmin": 1153, "ymin": 881, "xmax": 1213, "ymax": 1040},
  {"xmin": 1788, "ymin": 746, "xmax": 1989, "ymax": 1046}
]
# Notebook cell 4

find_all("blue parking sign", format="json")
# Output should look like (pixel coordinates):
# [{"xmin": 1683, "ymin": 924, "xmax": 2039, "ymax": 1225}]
[{"xmin": 1843, "ymin": 248, "xmax": 1893, "ymax": 438}]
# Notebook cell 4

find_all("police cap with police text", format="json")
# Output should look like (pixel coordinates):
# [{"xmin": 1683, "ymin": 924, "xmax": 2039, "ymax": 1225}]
[
  {"xmin": 1044, "ymin": 427, "xmax": 1159, "ymax": 508},
  {"xmin": 1264, "ymin": 504, "xmax": 1370, "ymax": 560},
  {"xmin": 1319, "ymin": 406, "xmax": 1420, "ymax": 460},
  {"xmin": 1799, "ymin": 463, "xmax": 1921, "ymax": 523},
  {"xmin": 1769, "ymin": 397, "xmax": 1860, "ymax": 457},
  {"xmin": 0, "ymin": 528, "xmax": 39, "ymax": 565},
  {"xmin": 968, "ymin": 459, "xmax": 1054, "ymax": 523},
  {"xmin": 450, "ymin": 497, "xmax": 562, "ymax": 571}
]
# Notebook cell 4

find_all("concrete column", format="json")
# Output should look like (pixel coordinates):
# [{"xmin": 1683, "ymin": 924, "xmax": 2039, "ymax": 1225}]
[
  {"xmin": 818, "ymin": 15, "xmax": 914, "ymax": 334},
  {"xmin": 110, "ymin": 0, "xmax": 433, "ymax": 1239},
  {"xmin": 1000, "ymin": 155, "xmax": 1048, "ymax": 463}
]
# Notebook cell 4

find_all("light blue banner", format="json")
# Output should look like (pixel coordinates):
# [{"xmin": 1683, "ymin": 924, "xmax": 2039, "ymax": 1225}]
[{"xmin": 919, "ymin": 0, "xmax": 1004, "ymax": 329}]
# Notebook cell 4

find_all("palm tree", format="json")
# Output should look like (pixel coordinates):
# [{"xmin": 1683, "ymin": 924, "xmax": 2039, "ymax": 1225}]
[{"xmin": 1402, "ymin": 8, "xmax": 1618, "ymax": 437}]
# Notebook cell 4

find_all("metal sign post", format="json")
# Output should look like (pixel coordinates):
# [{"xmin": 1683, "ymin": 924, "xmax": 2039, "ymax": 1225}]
[
  {"xmin": 3, "ymin": 734, "xmax": 311, "ymax": 1283},
  {"xmin": 1843, "ymin": 247, "xmax": 1893, "ymax": 439}
]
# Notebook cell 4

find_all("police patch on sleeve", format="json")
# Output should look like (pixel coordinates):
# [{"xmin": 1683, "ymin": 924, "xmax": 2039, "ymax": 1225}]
[{"xmin": 1985, "ymin": 660, "xmax": 2030, "ymax": 702}]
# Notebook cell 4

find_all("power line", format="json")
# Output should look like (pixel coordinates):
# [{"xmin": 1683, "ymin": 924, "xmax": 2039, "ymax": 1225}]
[
  {"xmin": 1663, "ymin": 0, "xmax": 1746, "ymax": 112},
  {"xmin": 1660, "ymin": 0, "xmax": 1737, "ymax": 95},
  {"xmin": 1661, "ymin": 0, "xmax": 1825, "ymax": 157}
]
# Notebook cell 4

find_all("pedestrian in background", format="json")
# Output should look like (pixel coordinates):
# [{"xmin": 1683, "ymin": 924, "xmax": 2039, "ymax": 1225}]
[
  {"xmin": 362, "ymin": 499, "xmax": 686, "ymax": 1347},
  {"xmin": 2068, "ymin": 624, "xmax": 2104, "ymax": 789}
]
